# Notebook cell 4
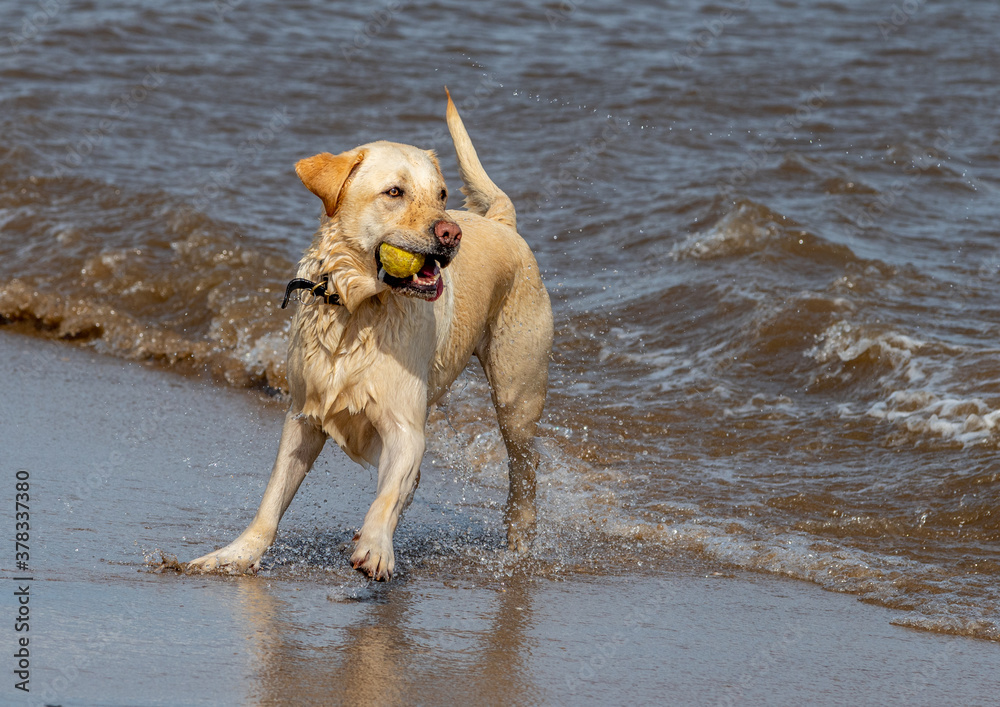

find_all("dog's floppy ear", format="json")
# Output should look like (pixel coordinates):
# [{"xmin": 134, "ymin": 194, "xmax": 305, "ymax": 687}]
[{"xmin": 295, "ymin": 149, "xmax": 366, "ymax": 217}]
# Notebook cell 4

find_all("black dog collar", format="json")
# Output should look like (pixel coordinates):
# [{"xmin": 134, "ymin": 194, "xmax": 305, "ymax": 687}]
[{"xmin": 281, "ymin": 274, "xmax": 341, "ymax": 308}]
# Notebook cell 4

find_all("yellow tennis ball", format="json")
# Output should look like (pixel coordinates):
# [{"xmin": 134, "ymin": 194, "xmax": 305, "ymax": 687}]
[{"xmin": 379, "ymin": 243, "xmax": 425, "ymax": 279}]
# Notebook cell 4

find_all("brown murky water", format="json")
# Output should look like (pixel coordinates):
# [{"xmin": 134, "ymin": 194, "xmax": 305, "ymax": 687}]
[{"xmin": 2, "ymin": 1, "xmax": 1000, "ymax": 697}]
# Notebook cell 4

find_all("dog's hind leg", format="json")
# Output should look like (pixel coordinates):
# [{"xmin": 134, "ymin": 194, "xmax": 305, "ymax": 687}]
[
  {"xmin": 185, "ymin": 412, "xmax": 326, "ymax": 574},
  {"xmin": 476, "ymin": 286, "xmax": 554, "ymax": 553}
]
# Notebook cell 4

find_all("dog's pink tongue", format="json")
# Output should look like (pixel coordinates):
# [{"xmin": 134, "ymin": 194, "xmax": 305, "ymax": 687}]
[{"xmin": 417, "ymin": 261, "xmax": 438, "ymax": 278}]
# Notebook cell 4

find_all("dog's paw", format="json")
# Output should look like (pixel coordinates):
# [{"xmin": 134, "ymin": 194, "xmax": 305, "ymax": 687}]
[
  {"xmin": 505, "ymin": 502, "xmax": 537, "ymax": 554},
  {"xmin": 183, "ymin": 537, "xmax": 268, "ymax": 575},
  {"xmin": 350, "ymin": 530, "xmax": 395, "ymax": 581}
]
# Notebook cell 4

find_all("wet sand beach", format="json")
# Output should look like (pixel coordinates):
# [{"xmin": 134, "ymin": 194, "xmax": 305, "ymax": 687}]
[{"xmin": 3, "ymin": 332, "xmax": 999, "ymax": 706}]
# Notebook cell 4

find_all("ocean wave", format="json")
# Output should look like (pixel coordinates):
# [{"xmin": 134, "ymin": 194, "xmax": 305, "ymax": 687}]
[
  {"xmin": 809, "ymin": 320, "xmax": 1000, "ymax": 446},
  {"xmin": 671, "ymin": 199, "xmax": 857, "ymax": 265},
  {"xmin": 615, "ymin": 514, "xmax": 1000, "ymax": 642},
  {"xmin": 807, "ymin": 320, "xmax": 925, "ymax": 381},
  {"xmin": 808, "ymin": 319, "xmax": 927, "ymax": 385},
  {"xmin": 867, "ymin": 391, "xmax": 1000, "ymax": 448},
  {"xmin": 0, "ymin": 173, "xmax": 295, "ymax": 391},
  {"xmin": 891, "ymin": 612, "xmax": 1000, "ymax": 641}
]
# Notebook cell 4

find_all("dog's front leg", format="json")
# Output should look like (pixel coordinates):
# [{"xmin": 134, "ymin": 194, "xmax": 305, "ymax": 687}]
[
  {"xmin": 185, "ymin": 411, "xmax": 326, "ymax": 574},
  {"xmin": 350, "ymin": 424, "xmax": 424, "ymax": 581}
]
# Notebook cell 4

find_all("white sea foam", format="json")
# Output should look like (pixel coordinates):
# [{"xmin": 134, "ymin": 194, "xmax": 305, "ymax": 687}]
[
  {"xmin": 809, "ymin": 320, "xmax": 924, "ymax": 373},
  {"xmin": 868, "ymin": 392, "xmax": 1000, "ymax": 447},
  {"xmin": 808, "ymin": 320, "xmax": 999, "ymax": 446}
]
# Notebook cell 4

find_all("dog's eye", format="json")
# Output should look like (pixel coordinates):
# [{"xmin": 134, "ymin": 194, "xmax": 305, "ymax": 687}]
[
  {"xmin": 440, "ymin": 189, "xmax": 447, "ymax": 202},
  {"xmin": 385, "ymin": 187, "xmax": 403, "ymax": 198}
]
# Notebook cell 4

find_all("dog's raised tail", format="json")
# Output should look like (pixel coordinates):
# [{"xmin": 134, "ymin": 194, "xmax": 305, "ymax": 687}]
[{"xmin": 445, "ymin": 88, "xmax": 516, "ymax": 230}]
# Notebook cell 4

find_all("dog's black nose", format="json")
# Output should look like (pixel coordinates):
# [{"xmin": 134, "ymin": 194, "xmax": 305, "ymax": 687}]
[{"xmin": 433, "ymin": 219, "xmax": 462, "ymax": 247}]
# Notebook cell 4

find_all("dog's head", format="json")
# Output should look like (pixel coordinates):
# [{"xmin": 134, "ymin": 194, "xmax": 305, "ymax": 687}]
[{"xmin": 295, "ymin": 140, "xmax": 461, "ymax": 310}]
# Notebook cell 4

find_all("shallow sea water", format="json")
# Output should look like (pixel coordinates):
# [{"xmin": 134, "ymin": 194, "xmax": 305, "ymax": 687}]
[{"xmin": 5, "ymin": 333, "xmax": 1000, "ymax": 706}]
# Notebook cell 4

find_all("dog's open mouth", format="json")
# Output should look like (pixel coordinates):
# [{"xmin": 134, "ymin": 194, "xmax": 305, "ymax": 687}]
[{"xmin": 377, "ymin": 248, "xmax": 444, "ymax": 302}]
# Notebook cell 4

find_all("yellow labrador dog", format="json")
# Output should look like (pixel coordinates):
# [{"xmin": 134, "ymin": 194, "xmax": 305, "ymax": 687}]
[{"xmin": 185, "ymin": 92, "xmax": 553, "ymax": 580}]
